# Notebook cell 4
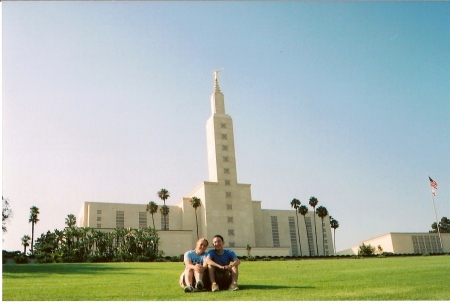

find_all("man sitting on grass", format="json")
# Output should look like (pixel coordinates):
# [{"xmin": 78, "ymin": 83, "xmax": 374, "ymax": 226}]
[{"xmin": 205, "ymin": 235, "xmax": 241, "ymax": 291}]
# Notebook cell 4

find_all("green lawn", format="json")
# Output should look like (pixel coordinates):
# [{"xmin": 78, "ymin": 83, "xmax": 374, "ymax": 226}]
[{"xmin": 2, "ymin": 256, "xmax": 450, "ymax": 300}]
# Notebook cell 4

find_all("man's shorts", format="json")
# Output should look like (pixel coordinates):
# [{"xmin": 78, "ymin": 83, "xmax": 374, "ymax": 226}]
[{"xmin": 214, "ymin": 268, "xmax": 232, "ymax": 290}]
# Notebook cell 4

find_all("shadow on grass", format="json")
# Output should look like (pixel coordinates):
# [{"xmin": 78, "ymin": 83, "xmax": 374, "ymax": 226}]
[
  {"xmin": 239, "ymin": 284, "xmax": 315, "ymax": 290},
  {"xmin": 2, "ymin": 263, "xmax": 157, "ymax": 277}
]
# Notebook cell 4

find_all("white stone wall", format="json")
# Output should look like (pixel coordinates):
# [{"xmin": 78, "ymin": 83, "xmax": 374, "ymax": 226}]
[{"xmin": 341, "ymin": 232, "xmax": 450, "ymax": 255}]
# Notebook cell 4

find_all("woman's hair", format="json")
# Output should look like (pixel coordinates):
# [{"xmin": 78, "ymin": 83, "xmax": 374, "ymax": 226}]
[{"xmin": 196, "ymin": 238, "xmax": 209, "ymax": 246}]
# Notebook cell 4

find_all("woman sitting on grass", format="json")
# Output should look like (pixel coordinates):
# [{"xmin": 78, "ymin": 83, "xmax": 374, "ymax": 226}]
[{"xmin": 179, "ymin": 238, "xmax": 209, "ymax": 292}]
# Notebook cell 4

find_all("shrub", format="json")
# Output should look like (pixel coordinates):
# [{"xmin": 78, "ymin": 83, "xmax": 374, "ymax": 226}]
[
  {"xmin": 422, "ymin": 253, "xmax": 430, "ymax": 257},
  {"xmin": 13, "ymin": 254, "xmax": 29, "ymax": 264},
  {"xmin": 262, "ymin": 257, "xmax": 271, "ymax": 261},
  {"xmin": 246, "ymin": 256, "xmax": 256, "ymax": 261},
  {"xmin": 36, "ymin": 253, "xmax": 54, "ymax": 264},
  {"xmin": 279, "ymin": 257, "xmax": 285, "ymax": 261},
  {"xmin": 170, "ymin": 256, "xmax": 181, "ymax": 262},
  {"xmin": 137, "ymin": 255, "xmax": 151, "ymax": 262},
  {"xmin": 358, "ymin": 243, "xmax": 375, "ymax": 256}
]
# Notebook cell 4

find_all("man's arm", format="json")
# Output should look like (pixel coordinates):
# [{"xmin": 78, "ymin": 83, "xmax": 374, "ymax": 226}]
[{"xmin": 205, "ymin": 255, "xmax": 226, "ymax": 269}]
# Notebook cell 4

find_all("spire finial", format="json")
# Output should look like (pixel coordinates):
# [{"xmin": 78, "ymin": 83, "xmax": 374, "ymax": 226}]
[
  {"xmin": 213, "ymin": 68, "xmax": 223, "ymax": 82},
  {"xmin": 213, "ymin": 69, "xmax": 224, "ymax": 92}
]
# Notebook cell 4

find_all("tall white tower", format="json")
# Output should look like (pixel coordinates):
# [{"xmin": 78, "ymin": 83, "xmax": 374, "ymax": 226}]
[
  {"xmin": 206, "ymin": 70, "xmax": 238, "ymax": 185},
  {"xmin": 203, "ymin": 70, "xmax": 256, "ymax": 248}
]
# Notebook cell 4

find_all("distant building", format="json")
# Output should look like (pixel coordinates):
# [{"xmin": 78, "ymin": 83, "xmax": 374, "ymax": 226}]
[
  {"xmin": 78, "ymin": 72, "xmax": 332, "ymax": 256},
  {"xmin": 337, "ymin": 232, "xmax": 450, "ymax": 255}
]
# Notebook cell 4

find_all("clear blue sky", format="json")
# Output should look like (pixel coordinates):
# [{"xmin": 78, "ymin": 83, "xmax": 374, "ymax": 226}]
[{"xmin": 2, "ymin": 2, "xmax": 449, "ymax": 253}]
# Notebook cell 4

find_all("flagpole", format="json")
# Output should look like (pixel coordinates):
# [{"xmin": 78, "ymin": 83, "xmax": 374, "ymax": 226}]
[{"xmin": 428, "ymin": 174, "xmax": 443, "ymax": 252}]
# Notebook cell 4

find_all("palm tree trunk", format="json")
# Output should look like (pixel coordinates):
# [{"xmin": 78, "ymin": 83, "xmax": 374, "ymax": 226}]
[
  {"xmin": 333, "ymin": 228, "xmax": 336, "ymax": 254},
  {"xmin": 151, "ymin": 215, "xmax": 155, "ymax": 230},
  {"xmin": 195, "ymin": 210, "xmax": 199, "ymax": 240},
  {"xmin": 295, "ymin": 212, "xmax": 302, "ymax": 256},
  {"xmin": 313, "ymin": 208, "xmax": 318, "ymax": 256},
  {"xmin": 163, "ymin": 200, "xmax": 166, "ymax": 230},
  {"xmin": 31, "ymin": 223, "xmax": 35, "ymax": 255}
]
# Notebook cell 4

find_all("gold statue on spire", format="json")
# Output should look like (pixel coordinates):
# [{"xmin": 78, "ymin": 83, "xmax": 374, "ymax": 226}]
[{"xmin": 213, "ymin": 68, "xmax": 223, "ymax": 81}]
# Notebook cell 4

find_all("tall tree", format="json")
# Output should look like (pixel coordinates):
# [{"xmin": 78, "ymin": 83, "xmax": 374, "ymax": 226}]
[
  {"xmin": 299, "ymin": 205, "xmax": 311, "ymax": 256},
  {"xmin": 65, "ymin": 214, "xmax": 76, "ymax": 228},
  {"xmin": 431, "ymin": 216, "xmax": 450, "ymax": 233},
  {"xmin": 2, "ymin": 196, "xmax": 12, "ymax": 232},
  {"xmin": 160, "ymin": 205, "xmax": 170, "ymax": 231},
  {"xmin": 290, "ymin": 198, "xmax": 303, "ymax": 256},
  {"xmin": 146, "ymin": 201, "xmax": 158, "ymax": 230},
  {"xmin": 21, "ymin": 235, "xmax": 31, "ymax": 255},
  {"xmin": 316, "ymin": 206, "xmax": 329, "ymax": 255},
  {"xmin": 157, "ymin": 189, "xmax": 170, "ymax": 230},
  {"xmin": 29, "ymin": 206, "xmax": 40, "ymax": 255},
  {"xmin": 329, "ymin": 216, "xmax": 339, "ymax": 254},
  {"xmin": 309, "ymin": 196, "xmax": 319, "ymax": 256},
  {"xmin": 190, "ymin": 197, "xmax": 202, "ymax": 240},
  {"xmin": 159, "ymin": 205, "xmax": 170, "ymax": 230}
]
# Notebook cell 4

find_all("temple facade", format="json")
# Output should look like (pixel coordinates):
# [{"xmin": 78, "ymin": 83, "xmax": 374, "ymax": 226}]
[{"xmin": 78, "ymin": 72, "xmax": 332, "ymax": 256}]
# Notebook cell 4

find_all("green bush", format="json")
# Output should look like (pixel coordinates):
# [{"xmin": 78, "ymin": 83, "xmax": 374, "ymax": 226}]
[
  {"xmin": 262, "ymin": 257, "xmax": 271, "ymax": 261},
  {"xmin": 137, "ymin": 255, "xmax": 151, "ymax": 262},
  {"xmin": 13, "ymin": 254, "xmax": 29, "ymax": 264},
  {"xmin": 36, "ymin": 253, "xmax": 54, "ymax": 264},
  {"xmin": 170, "ymin": 255, "xmax": 181, "ymax": 262},
  {"xmin": 358, "ymin": 243, "xmax": 375, "ymax": 256},
  {"xmin": 246, "ymin": 256, "xmax": 256, "ymax": 261}
]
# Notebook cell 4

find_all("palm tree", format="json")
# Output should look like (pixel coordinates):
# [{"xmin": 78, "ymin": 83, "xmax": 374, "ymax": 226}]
[
  {"xmin": 160, "ymin": 205, "xmax": 170, "ymax": 231},
  {"xmin": 299, "ymin": 205, "xmax": 311, "ymax": 256},
  {"xmin": 65, "ymin": 214, "xmax": 76, "ymax": 228},
  {"xmin": 190, "ymin": 197, "xmax": 202, "ymax": 240},
  {"xmin": 290, "ymin": 198, "xmax": 302, "ymax": 256},
  {"xmin": 29, "ymin": 206, "xmax": 40, "ymax": 255},
  {"xmin": 21, "ymin": 235, "xmax": 31, "ymax": 255},
  {"xmin": 316, "ymin": 206, "xmax": 329, "ymax": 255},
  {"xmin": 2, "ymin": 196, "xmax": 12, "ymax": 233},
  {"xmin": 157, "ymin": 189, "xmax": 170, "ymax": 230},
  {"xmin": 329, "ymin": 216, "xmax": 339, "ymax": 254},
  {"xmin": 309, "ymin": 196, "xmax": 319, "ymax": 256},
  {"xmin": 146, "ymin": 201, "xmax": 158, "ymax": 230}
]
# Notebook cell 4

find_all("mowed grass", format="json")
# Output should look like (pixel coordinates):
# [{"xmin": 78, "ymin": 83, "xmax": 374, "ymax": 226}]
[{"xmin": 3, "ymin": 256, "xmax": 450, "ymax": 301}]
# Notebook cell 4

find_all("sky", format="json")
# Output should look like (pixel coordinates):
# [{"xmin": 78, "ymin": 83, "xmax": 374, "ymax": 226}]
[{"xmin": 2, "ymin": 1, "xmax": 449, "ymax": 253}]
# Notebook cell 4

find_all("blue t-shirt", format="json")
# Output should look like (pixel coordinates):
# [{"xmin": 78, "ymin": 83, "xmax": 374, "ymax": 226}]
[
  {"xmin": 206, "ymin": 249, "xmax": 237, "ymax": 266},
  {"xmin": 184, "ymin": 250, "xmax": 206, "ymax": 265}
]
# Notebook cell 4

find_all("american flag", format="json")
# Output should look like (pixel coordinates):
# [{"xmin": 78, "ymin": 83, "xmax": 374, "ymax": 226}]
[{"xmin": 429, "ymin": 176, "xmax": 438, "ymax": 189}]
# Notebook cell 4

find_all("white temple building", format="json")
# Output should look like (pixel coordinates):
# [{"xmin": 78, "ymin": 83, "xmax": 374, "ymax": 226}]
[{"xmin": 78, "ymin": 71, "xmax": 332, "ymax": 256}]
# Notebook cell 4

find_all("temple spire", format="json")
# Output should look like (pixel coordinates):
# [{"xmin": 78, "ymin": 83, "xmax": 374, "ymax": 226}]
[
  {"xmin": 213, "ymin": 69, "xmax": 223, "ymax": 93},
  {"xmin": 211, "ymin": 69, "xmax": 225, "ymax": 114}
]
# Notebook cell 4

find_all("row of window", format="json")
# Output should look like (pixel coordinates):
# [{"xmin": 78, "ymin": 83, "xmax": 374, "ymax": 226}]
[
  {"xmin": 412, "ymin": 235, "xmax": 441, "ymax": 253},
  {"xmin": 96, "ymin": 210, "xmax": 169, "ymax": 230},
  {"xmin": 270, "ymin": 215, "xmax": 327, "ymax": 256}
]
